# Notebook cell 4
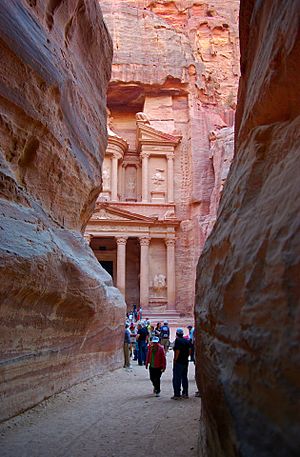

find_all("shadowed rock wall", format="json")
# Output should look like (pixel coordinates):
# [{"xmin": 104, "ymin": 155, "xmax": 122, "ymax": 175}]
[
  {"xmin": 195, "ymin": 1, "xmax": 300, "ymax": 456},
  {"xmin": 0, "ymin": 0, "xmax": 125, "ymax": 422}
]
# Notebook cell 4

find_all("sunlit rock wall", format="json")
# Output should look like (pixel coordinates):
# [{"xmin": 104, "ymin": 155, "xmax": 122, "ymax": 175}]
[
  {"xmin": 195, "ymin": 1, "xmax": 300, "ymax": 455},
  {"xmin": 101, "ymin": 0, "xmax": 239, "ymax": 314},
  {"xmin": 0, "ymin": 0, "xmax": 125, "ymax": 422}
]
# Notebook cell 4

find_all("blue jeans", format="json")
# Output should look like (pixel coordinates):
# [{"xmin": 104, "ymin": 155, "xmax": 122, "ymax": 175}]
[
  {"xmin": 172, "ymin": 362, "xmax": 188, "ymax": 397},
  {"xmin": 138, "ymin": 341, "xmax": 148, "ymax": 365}
]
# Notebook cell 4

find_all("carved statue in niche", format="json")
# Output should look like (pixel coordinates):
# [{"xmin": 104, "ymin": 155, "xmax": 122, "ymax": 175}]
[
  {"xmin": 153, "ymin": 273, "xmax": 166, "ymax": 291},
  {"xmin": 151, "ymin": 168, "xmax": 165, "ymax": 187},
  {"xmin": 102, "ymin": 167, "xmax": 110, "ymax": 190},
  {"xmin": 125, "ymin": 166, "xmax": 137, "ymax": 200},
  {"xmin": 128, "ymin": 177, "xmax": 136, "ymax": 192}
]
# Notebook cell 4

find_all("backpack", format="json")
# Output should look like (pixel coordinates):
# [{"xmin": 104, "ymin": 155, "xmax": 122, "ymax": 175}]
[{"xmin": 160, "ymin": 325, "xmax": 169, "ymax": 338}]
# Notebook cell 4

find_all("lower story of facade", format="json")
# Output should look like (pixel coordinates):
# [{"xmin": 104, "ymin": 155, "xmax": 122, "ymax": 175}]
[{"xmin": 85, "ymin": 202, "xmax": 179, "ymax": 312}]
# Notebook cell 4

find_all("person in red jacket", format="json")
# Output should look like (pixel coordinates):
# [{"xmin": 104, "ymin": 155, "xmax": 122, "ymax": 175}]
[{"xmin": 145, "ymin": 336, "xmax": 166, "ymax": 397}]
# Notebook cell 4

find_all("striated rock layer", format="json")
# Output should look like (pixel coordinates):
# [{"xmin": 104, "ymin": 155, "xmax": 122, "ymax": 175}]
[
  {"xmin": 0, "ymin": 0, "xmax": 125, "ymax": 422},
  {"xmin": 101, "ymin": 0, "xmax": 239, "ymax": 314},
  {"xmin": 195, "ymin": 1, "xmax": 300, "ymax": 456}
]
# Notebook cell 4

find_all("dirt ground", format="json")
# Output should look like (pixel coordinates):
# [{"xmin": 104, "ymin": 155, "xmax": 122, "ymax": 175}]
[{"xmin": 0, "ymin": 351, "xmax": 201, "ymax": 457}]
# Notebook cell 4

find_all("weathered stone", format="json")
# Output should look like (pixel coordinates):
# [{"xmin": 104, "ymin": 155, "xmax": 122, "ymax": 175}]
[
  {"xmin": 94, "ymin": 0, "xmax": 239, "ymax": 315},
  {"xmin": 195, "ymin": 1, "xmax": 300, "ymax": 455},
  {"xmin": 0, "ymin": 0, "xmax": 125, "ymax": 422}
]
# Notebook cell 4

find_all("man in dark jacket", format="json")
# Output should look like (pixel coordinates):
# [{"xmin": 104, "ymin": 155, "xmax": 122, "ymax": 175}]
[
  {"xmin": 136, "ymin": 322, "xmax": 149, "ymax": 366},
  {"xmin": 171, "ymin": 327, "xmax": 191, "ymax": 399}
]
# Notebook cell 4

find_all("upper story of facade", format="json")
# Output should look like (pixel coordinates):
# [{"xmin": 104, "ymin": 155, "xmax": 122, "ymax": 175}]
[{"xmin": 99, "ymin": 111, "xmax": 181, "ymax": 209}]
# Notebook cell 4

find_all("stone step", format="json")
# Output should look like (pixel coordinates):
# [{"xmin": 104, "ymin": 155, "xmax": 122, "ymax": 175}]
[
  {"xmin": 140, "ymin": 310, "xmax": 193, "ymax": 327},
  {"xmin": 142, "ymin": 310, "xmax": 181, "ymax": 321}
]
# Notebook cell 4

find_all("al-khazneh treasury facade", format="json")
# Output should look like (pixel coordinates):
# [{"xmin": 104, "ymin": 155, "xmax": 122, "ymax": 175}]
[
  {"xmin": 85, "ymin": 113, "xmax": 182, "ymax": 312},
  {"xmin": 85, "ymin": 0, "xmax": 239, "ymax": 315}
]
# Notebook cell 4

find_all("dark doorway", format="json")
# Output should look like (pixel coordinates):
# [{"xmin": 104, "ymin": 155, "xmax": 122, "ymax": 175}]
[{"xmin": 99, "ymin": 260, "xmax": 114, "ymax": 279}]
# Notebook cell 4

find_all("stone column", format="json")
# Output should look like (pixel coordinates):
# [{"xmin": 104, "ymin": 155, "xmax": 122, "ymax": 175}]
[
  {"xmin": 111, "ymin": 153, "xmax": 119, "ymax": 201},
  {"xmin": 139, "ymin": 236, "xmax": 150, "ymax": 308},
  {"xmin": 141, "ymin": 152, "xmax": 150, "ymax": 202},
  {"xmin": 116, "ymin": 236, "xmax": 127, "ymax": 298},
  {"xmin": 165, "ymin": 238, "xmax": 176, "ymax": 309},
  {"xmin": 167, "ymin": 152, "xmax": 175, "ymax": 203}
]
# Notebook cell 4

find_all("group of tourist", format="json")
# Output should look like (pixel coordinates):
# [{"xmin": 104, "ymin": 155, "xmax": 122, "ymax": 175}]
[
  {"xmin": 126, "ymin": 304, "xmax": 143, "ymax": 323},
  {"xmin": 124, "ymin": 319, "xmax": 195, "ymax": 399}
]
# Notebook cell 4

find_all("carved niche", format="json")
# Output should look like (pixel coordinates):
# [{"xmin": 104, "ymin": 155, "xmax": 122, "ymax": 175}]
[{"xmin": 125, "ymin": 165, "xmax": 137, "ymax": 201}]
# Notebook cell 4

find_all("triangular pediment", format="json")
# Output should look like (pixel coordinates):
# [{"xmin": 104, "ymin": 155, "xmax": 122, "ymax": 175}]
[
  {"xmin": 91, "ymin": 203, "xmax": 159, "ymax": 223},
  {"xmin": 137, "ymin": 123, "xmax": 181, "ymax": 145}
]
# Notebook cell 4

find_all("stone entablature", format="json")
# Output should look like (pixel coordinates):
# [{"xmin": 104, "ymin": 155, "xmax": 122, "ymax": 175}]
[{"xmin": 87, "ymin": 203, "xmax": 178, "ymax": 239}]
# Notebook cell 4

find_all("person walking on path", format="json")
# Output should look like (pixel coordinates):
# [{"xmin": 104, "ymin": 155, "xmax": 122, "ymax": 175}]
[
  {"xmin": 124, "ymin": 323, "xmax": 131, "ymax": 368},
  {"xmin": 136, "ymin": 322, "xmax": 149, "ymax": 365},
  {"xmin": 171, "ymin": 327, "xmax": 191, "ymax": 399},
  {"xmin": 145, "ymin": 336, "xmax": 166, "ymax": 397},
  {"xmin": 160, "ymin": 320, "xmax": 170, "ymax": 353}
]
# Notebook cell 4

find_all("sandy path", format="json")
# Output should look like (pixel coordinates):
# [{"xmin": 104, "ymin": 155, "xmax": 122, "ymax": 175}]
[{"xmin": 0, "ymin": 352, "xmax": 201, "ymax": 457}]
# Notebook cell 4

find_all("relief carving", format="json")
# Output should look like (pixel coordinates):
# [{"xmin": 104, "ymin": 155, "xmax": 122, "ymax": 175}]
[
  {"xmin": 151, "ymin": 168, "xmax": 165, "ymax": 187},
  {"xmin": 125, "ymin": 166, "xmax": 137, "ymax": 200},
  {"xmin": 102, "ymin": 167, "xmax": 110, "ymax": 190},
  {"xmin": 94, "ymin": 208, "xmax": 110, "ymax": 220},
  {"xmin": 153, "ymin": 273, "xmax": 166, "ymax": 290}
]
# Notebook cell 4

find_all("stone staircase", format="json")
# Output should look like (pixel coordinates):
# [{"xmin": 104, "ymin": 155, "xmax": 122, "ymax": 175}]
[{"xmin": 142, "ymin": 309, "xmax": 192, "ymax": 326}]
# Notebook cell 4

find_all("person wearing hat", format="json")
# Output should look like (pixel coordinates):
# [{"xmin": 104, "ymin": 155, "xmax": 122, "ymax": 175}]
[
  {"xmin": 187, "ymin": 325, "xmax": 195, "ymax": 362},
  {"xmin": 171, "ymin": 327, "xmax": 192, "ymax": 399},
  {"xmin": 145, "ymin": 336, "xmax": 166, "ymax": 397},
  {"xmin": 160, "ymin": 320, "xmax": 170, "ymax": 353}
]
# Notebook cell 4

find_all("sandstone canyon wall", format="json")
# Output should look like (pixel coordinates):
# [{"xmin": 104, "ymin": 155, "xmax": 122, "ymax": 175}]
[
  {"xmin": 195, "ymin": 1, "xmax": 300, "ymax": 456},
  {"xmin": 0, "ymin": 0, "xmax": 125, "ymax": 422},
  {"xmin": 101, "ymin": 0, "xmax": 239, "ymax": 314}
]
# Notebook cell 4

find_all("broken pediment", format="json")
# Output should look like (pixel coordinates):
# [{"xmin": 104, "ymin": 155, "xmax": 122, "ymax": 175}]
[{"xmin": 136, "ymin": 117, "xmax": 181, "ymax": 152}]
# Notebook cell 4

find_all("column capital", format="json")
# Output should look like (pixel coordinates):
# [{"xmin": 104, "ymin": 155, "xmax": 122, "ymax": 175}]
[
  {"xmin": 116, "ymin": 236, "xmax": 128, "ymax": 245},
  {"xmin": 112, "ymin": 152, "xmax": 122, "ymax": 161},
  {"xmin": 141, "ymin": 151, "xmax": 150, "ymax": 159},
  {"xmin": 165, "ymin": 238, "xmax": 176, "ymax": 247},
  {"xmin": 166, "ymin": 152, "xmax": 175, "ymax": 160},
  {"xmin": 139, "ymin": 236, "xmax": 151, "ymax": 246}
]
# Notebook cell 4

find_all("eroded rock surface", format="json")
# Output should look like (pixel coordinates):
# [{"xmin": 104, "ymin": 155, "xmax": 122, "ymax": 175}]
[
  {"xmin": 0, "ymin": 0, "xmax": 125, "ymax": 422},
  {"xmin": 195, "ymin": 1, "xmax": 300, "ymax": 455}
]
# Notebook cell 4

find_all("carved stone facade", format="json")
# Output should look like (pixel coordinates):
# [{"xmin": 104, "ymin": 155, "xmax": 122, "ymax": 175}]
[
  {"xmin": 85, "ymin": 114, "xmax": 180, "ymax": 312},
  {"xmin": 85, "ymin": 0, "xmax": 239, "ymax": 316}
]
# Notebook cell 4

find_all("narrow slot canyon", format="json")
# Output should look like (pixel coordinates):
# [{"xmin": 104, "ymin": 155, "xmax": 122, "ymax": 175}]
[{"xmin": 0, "ymin": 1, "xmax": 299, "ymax": 457}]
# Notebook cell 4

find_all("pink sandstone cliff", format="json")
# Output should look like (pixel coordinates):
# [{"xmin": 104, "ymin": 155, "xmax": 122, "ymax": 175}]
[
  {"xmin": 101, "ymin": 0, "xmax": 239, "ymax": 314},
  {"xmin": 195, "ymin": 1, "xmax": 300, "ymax": 455},
  {"xmin": 0, "ymin": 0, "xmax": 125, "ymax": 422}
]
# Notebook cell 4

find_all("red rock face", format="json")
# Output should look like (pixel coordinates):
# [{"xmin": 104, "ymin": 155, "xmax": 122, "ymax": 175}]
[
  {"xmin": 195, "ymin": 1, "xmax": 300, "ymax": 455},
  {"xmin": 101, "ymin": 0, "xmax": 239, "ymax": 314},
  {"xmin": 0, "ymin": 0, "xmax": 125, "ymax": 422}
]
